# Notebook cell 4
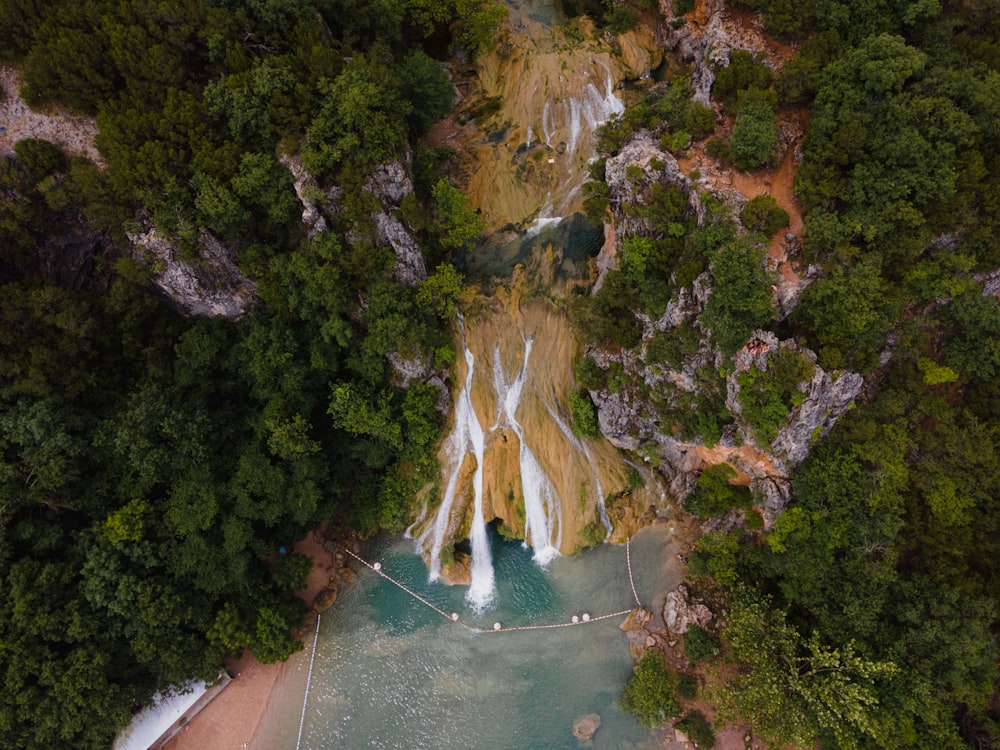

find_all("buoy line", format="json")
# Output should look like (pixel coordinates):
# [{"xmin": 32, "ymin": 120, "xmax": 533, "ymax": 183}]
[
  {"xmin": 338, "ymin": 540, "xmax": 644, "ymax": 634},
  {"xmin": 625, "ymin": 536, "xmax": 642, "ymax": 608},
  {"xmin": 295, "ymin": 612, "xmax": 322, "ymax": 750}
]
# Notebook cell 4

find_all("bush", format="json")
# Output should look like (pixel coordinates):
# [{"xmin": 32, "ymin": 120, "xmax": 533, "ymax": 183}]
[
  {"xmin": 677, "ymin": 672, "xmax": 699, "ymax": 700},
  {"xmin": 677, "ymin": 710, "xmax": 716, "ymax": 748},
  {"xmin": 684, "ymin": 101, "xmax": 717, "ymax": 140},
  {"xmin": 729, "ymin": 94, "xmax": 779, "ymax": 171},
  {"xmin": 705, "ymin": 137, "xmax": 729, "ymax": 160},
  {"xmin": 683, "ymin": 624, "xmax": 721, "ymax": 661},
  {"xmin": 570, "ymin": 390, "xmax": 601, "ymax": 438},
  {"xmin": 683, "ymin": 463, "xmax": 753, "ymax": 518},
  {"xmin": 741, "ymin": 194, "xmax": 790, "ymax": 236},
  {"xmin": 712, "ymin": 50, "xmax": 773, "ymax": 108},
  {"xmin": 621, "ymin": 651, "xmax": 682, "ymax": 728}
]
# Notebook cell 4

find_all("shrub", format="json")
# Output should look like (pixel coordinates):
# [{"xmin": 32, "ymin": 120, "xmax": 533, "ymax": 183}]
[
  {"xmin": 741, "ymin": 194, "xmax": 790, "ymax": 236},
  {"xmin": 684, "ymin": 101, "xmax": 717, "ymax": 140},
  {"xmin": 712, "ymin": 50, "xmax": 773, "ymax": 108},
  {"xmin": 677, "ymin": 672, "xmax": 699, "ymax": 700},
  {"xmin": 683, "ymin": 463, "xmax": 753, "ymax": 518},
  {"xmin": 677, "ymin": 710, "xmax": 716, "ymax": 748},
  {"xmin": 705, "ymin": 137, "xmax": 729, "ymax": 160},
  {"xmin": 621, "ymin": 651, "xmax": 682, "ymax": 728},
  {"xmin": 683, "ymin": 624, "xmax": 721, "ymax": 661},
  {"xmin": 570, "ymin": 390, "xmax": 601, "ymax": 438},
  {"xmin": 729, "ymin": 95, "xmax": 779, "ymax": 171}
]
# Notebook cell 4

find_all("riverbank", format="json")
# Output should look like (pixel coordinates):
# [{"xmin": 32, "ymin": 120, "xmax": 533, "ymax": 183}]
[{"xmin": 163, "ymin": 529, "xmax": 337, "ymax": 750}]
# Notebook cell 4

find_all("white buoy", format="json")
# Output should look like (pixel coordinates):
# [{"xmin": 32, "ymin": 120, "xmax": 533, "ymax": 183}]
[
  {"xmin": 493, "ymin": 622, "xmax": 502, "ymax": 631},
  {"xmin": 451, "ymin": 613, "xmax": 459, "ymax": 621},
  {"xmin": 571, "ymin": 615, "xmax": 579, "ymax": 624},
  {"xmin": 373, "ymin": 562, "xmax": 381, "ymax": 571},
  {"xmin": 582, "ymin": 613, "xmax": 590, "ymax": 622}
]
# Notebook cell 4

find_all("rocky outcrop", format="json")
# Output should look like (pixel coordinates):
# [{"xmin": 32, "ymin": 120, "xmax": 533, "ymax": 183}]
[
  {"xmin": 663, "ymin": 584, "xmax": 713, "ymax": 635},
  {"xmin": 365, "ymin": 162, "xmax": 428, "ymax": 286},
  {"xmin": 129, "ymin": 228, "xmax": 258, "ymax": 319},
  {"xmin": 725, "ymin": 330, "xmax": 863, "ymax": 465},
  {"xmin": 659, "ymin": 1, "xmax": 775, "ymax": 106},
  {"xmin": 621, "ymin": 607, "xmax": 661, "ymax": 658},
  {"xmin": 279, "ymin": 153, "xmax": 328, "ymax": 238}
]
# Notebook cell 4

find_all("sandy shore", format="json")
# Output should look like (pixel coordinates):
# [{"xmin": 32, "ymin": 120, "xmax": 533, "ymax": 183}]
[{"xmin": 164, "ymin": 529, "xmax": 339, "ymax": 750}]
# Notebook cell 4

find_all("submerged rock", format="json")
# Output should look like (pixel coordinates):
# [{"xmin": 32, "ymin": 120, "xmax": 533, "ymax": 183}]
[{"xmin": 572, "ymin": 714, "xmax": 601, "ymax": 741}]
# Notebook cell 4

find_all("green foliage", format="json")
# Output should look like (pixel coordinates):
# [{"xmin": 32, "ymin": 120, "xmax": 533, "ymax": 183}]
[
  {"xmin": 683, "ymin": 624, "xmax": 721, "ymax": 662},
  {"xmin": 729, "ymin": 90, "xmax": 779, "ymax": 171},
  {"xmin": 620, "ymin": 650, "xmax": 682, "ymax": 728},
  {"xmin": 737, "ymin": 348, "xmax": 815, "ymax": 446},
  {"xmin": 676, "ymin": 710, "xmax": 716, "ymax": 748},
  {"xmin": 683, "ymin": 463, "xmax": 753, "ymax": 518},
  {"xmin": 702, "ymin": 240, "xmax": 775, "ymax": 356},
  {"xmin": 792, "ymin": 256, "xmax": 899, "ymax": 372},
  {"xmin": 677, "ymin": 672, "xmax": 699, "ymax": 700},
  {"xmin": 720, "ymin": 588, "xmax": 900, "ymax": 750},
  {"xmin": 741, "ymin": 194, "xmax": 789, "ymax": 236},
  {"xmin": 432, "ymin": 179, "xmax": 486, "ymax": 250},
  {"xmin": 712, "ymin": 51, "xmax": 773, "ymax": 109},
  {"xmin": 569, "ymin": 390, "xmax": 601, "ymax": 438}
]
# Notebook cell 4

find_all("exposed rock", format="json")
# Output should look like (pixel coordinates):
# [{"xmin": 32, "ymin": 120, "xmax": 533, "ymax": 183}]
[
  {"xmin": 439, "ymin": 549, "xmax": 472, "ymax": 586},
  {"xmin": 725, "ymin": 330, "xmax": 863, "ymax": 466},
  {"xmin": 373, "ymin": 211, "xmax": 428, "ymax": 286},
  {"xmin": 279, "ymin": 153, "xmax": 328, "ymax": 238},
  {"xmin": 359, "ymin": 161, "xmax": 428, "ymax": 286},
  {"xmin": 974, "ymin": 267, "xmax": 1000, "ymax": 297},
  {"xmin": 365, "ymin": 161, "xmax": 413, "ymax": 207},
  {"xmin": 753, "ymin": 476, "xmax": 792, "ymax": 523},
  {"xmin": 664, "ymin": 584, "xmax": 713, "ymax": 635},
  {"xmin": 620, "ymin": 607, "xmax": 653, "ymax": 633},
  {"xmin": 336, "ymin": 567, "xmax": 356, "ymax": 584},
  {"xmin": 660, "ymin": 2, "xmax": 774, "ymax": 106},
  {"xmin": 572, "ymin": 714, "xmax": 602, "ymax": 741},
  {"xmin": 129, "ymin": 227, "xmax": 258, "ymax": 319}
]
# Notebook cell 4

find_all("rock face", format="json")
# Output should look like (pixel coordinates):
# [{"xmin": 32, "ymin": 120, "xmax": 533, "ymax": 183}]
[
  {"xmin": 663, "ymin": 585, "xmax": 713, "ymax": 635},
  {"xmin": 726, "ymin": 330, "xmax": 864, "ymax": 465},
  {"xmin": 572, "ymin": 714, "xmax": 602, "ymax": 741},
  {"xmin": 365, "ymin": 162, "xmax": 428, "ymax": 286},
  {"xmin": 279, "ymin": 153, "xmax": 329, "ymax": 238},
  {"xmin": 129, "ymin": 228, "xmax": 258, "ymax": 319}
]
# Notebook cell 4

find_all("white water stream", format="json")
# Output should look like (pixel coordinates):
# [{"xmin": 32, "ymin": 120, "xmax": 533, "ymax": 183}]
[
  {"xmin": 419, "ymin": 316, "xmax": 495, "ymax": 609},
  {"xmin": 492, "ymin": 340, "xmax": 562, "ymax": 564}
]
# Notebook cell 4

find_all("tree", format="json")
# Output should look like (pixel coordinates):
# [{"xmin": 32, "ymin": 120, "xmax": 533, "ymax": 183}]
[
  {"xmin": 620, "ymin": 650, "xmax": 681, "ymax": 728},
  {"xmin": 432, "ymin": 179, "xmax": 485, "ymax": 250},
  {"xmin": 702, "ymin": 240, "xmax": 775, "ymax": 356},
  {"xmin": 729, "ymin": 90, "xmax": 779, "ymax": 171}
]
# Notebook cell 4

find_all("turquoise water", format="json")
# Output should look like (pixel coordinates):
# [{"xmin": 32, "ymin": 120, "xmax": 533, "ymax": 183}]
[{"xmin": 254, "ymin": 526, "xmax": 680, "ymax": 750}]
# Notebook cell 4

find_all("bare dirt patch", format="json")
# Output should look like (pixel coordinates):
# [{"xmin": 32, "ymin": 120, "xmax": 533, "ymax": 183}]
[{"xmin": 0, "ymin": 68, "xmax": 102, "ymax": 163}]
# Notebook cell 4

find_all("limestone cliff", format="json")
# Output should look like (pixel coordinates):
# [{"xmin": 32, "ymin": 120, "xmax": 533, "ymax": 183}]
[{"xmin": 129, "ymin": 227, "xmax": 259, "ymax": 320}]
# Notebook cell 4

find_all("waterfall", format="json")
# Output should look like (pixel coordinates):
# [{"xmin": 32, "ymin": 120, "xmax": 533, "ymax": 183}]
[
  {"xmin": 419, "ymin": 317, "xmax": 495, "ymax": 608},
  {"xmin": 493, "ymin": 340, "xmax": 561, "ymax": 564},
  {"xmin": 542, "ymin": 401, "xmax": 613, "ymax": 540}
]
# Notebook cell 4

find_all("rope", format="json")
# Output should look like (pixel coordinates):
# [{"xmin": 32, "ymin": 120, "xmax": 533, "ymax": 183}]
[
  {"xmin": 625, "ymin": 536, "xmax": 641, "ymax": 608},
  {"xmin": 340, "ymin": 540, "xmax": 643, "ymax": 634},
  {"xmin": 295, "ymin": 612, "xmax": 322, "ymax": 750}
]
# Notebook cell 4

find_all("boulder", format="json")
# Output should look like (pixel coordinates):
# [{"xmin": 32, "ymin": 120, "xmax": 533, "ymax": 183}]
[
  {"xmin": 572, "ymin": 714, "xmax": 601, "ymax": 741},
  {"xmin": 663, "ymin": 584, "xmax": 713, "ymax": 635},
  {"xmin": 312, "ymin": 585, "xmax": 338, "ymax": 612}
]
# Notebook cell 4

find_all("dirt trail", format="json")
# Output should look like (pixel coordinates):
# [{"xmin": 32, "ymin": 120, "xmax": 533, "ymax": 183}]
[{"xmin": 0, "ymin": 68, "xmax": 102, "ymax": 163}]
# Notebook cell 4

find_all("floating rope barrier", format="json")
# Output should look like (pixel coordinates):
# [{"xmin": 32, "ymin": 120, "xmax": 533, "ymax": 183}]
[
  {"xmin": 340, "ymin": 541, "xmax": 643, "ymax": 634},
  {"xmin": 625, "ymin": 536, "xmax": 641, "ymax": 608},
  {"xmin": 295, "ymin": 611, "xmax": 322, "ymax": 750}
]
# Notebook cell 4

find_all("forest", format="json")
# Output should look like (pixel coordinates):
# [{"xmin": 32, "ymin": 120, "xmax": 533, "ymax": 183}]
[
  {"xmin": 0, "ymin": 0, "xmax": 500, "ymax": 747},
  {"xmin": 576, "ymin": 0, "xmax": 1000, "ymax": 747},
  {"xmin": 2, "ymin": 0, "xmax": 1000, "ymax": 747}
]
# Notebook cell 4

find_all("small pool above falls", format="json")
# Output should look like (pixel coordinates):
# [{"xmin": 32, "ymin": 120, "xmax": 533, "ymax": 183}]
[{"xmin": 252, "ymin": 527, "xmax": 681, "ymax": 750}]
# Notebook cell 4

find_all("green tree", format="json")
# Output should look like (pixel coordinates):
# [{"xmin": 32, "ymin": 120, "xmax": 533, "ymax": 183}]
[{"xmin": 620, "ymin": 650, "xmax": 681, "ymax": 728}]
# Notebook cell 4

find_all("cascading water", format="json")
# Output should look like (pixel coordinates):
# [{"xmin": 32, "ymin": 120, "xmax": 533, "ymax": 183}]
[
  {"xmin": 492, "ymin": 340, "xmax": 561, "ymax": 564},
  {"xmin": 542, "ymin": 400, "xmax": 613, "ymax": 539},
  {"xmin": 418, "ymin": 317, "xmax": 495, "ymax": 608}
]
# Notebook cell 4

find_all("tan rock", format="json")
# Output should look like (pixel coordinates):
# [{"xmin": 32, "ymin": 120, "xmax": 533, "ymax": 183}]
[{"xmin": 572, "ymin": 714, "xmax": 601, "ymax": 741}]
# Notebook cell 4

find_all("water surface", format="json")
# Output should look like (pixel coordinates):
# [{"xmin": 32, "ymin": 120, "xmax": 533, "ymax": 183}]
[{"xmin": 253, "ymin": 526, "xmax": 680, "ymax": 750}]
